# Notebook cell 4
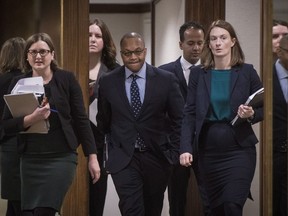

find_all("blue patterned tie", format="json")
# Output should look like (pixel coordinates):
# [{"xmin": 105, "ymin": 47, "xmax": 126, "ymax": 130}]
[
  {"xmin": 130, "ymin": 75, "xmax": 145, "ymax": 148},
  {"xmin": 130, "ymin": 75, "xmax": 142, "ymax": 117}
]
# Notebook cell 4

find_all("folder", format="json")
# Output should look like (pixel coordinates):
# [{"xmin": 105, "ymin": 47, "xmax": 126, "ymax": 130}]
[
  {"xmin": 231, "ymin": 87, "xmax": 264, "ymax": 126},
  {"xmin": 3, "ymin": 93, "xmax": 49, "ymax": 134}
]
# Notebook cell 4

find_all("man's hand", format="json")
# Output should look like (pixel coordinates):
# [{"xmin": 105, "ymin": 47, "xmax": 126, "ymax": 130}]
[
  {"xmin": 180, "ymin": 153, "xmax": 193, "ymax": 167},
  {"xmin": 88, "ymin": 154, "xmax": 101, "ymax": 184}
]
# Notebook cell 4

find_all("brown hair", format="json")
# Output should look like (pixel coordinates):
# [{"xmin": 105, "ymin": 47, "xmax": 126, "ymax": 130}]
[
  {"xmin": 201, "ymin": 20, "xmax": 245, "ymax": 69},
  {"xmin": 90, "ymin": 18, "xmax": 117, "ymax": 69},
  {"xmin": 24, "ymin": 33, "xmax": 59, "ymax": 72},
  {"xmin": 0, "ymin": 37, "xmax": 25, "ymax": 74}
]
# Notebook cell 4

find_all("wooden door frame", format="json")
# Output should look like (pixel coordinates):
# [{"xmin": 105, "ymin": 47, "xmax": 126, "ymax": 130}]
[
  {"xmin": 260, "ymin": 0, "xmax": 273, "ymax": 215},
  {"xmin": 60, "ymin": 0, "xmax": 90, "ymax": 215}
]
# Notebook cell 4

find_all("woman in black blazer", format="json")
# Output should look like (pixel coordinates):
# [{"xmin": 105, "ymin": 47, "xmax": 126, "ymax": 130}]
[
  {"xmin": 88, "ymin": 18, "xmax": 120, "ymax": 216},
  {"xmin": 180, "ymin": 20, "xmax": 263, "ymax": 216},
  {"xmin": 3, "ymin": 33, "xmax": 101, "ymax": 216},
  {"xmin": 0, "ymin": 37, "xmax": 25, "ymax": 216}
]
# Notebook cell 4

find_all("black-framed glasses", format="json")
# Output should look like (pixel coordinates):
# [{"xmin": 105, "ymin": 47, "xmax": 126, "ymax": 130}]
[
  {"xmin": 280, "ymin": 46, "xmax": 288, "ymax": 52},
  {"xmin": 27, "ymin": 49, "xmax": 51, "ymax": 57},
  {"xmin": 120, "ymin": 49, "xmax": 145, "ymax": 57}
]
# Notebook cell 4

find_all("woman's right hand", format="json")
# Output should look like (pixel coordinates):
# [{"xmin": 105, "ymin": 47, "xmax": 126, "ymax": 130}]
[{"xmin": 23, "ymin": 103, "xmax": 51, "ymax": 128}]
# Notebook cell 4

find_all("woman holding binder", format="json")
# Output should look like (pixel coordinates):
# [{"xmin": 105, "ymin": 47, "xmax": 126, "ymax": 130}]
[
  {"xmin": 179, "ymin": 20, "xmax": 263, "ymax": 216},
  {"xmin": 2, "ymin": 33, "xmax": 101, "ymax": 216}
]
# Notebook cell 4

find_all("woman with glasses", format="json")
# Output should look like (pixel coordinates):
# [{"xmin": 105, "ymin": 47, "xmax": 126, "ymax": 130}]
[{"xmin": 2, "ymin": 32, "xmax": 101, "ymax": 216}]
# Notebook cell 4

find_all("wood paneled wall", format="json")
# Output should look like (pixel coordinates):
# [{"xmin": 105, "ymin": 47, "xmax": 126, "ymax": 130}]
[
  {"xmin": 61, "ymin": 0, "xmax": 90, "ymax": 215},
  {"xmin": 185, "ymin": 0, "xmax": 225, "ymax": 31},
  {"xmin": 0, "ymin": 0, "xmax": 61, "ymax": 62},
  {"xmin": 260, "ymin": 0, "xmax": 273, "ymax": 214}
]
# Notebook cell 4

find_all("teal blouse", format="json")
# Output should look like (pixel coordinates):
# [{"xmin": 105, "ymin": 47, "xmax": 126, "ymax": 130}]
[{"xmin": 208, "ymin": 69, "xmax": 232, "ymax": 121}]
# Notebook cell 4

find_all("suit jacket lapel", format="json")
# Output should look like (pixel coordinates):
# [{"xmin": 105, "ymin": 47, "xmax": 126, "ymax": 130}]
[
  {"xmin": 175, "ymin": 58, "xmax": 187, "ymax": 90},
  {"xmin": 203, "ymin": 68, "xmax": 211, "ymax": 99},
  {"xmin": 115, "ymin": 67, "xmax": 135, "ymax": 116},
  {"xmin": 230, "ymin": 67, "xmax": 239, "ymax": 94},
  {"xmin": 140, "ymin": 64, "xmax": 156, "ymax": 115}
]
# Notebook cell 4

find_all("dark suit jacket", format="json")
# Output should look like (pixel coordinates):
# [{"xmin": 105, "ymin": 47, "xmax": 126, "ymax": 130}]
[
  {"xmin": 0, "ymin": 119, "xmax": 23, "ymax": 141},
  {"xmin": 0, "ymin": 69, "xmax": 23, "ymax": 152},
  {"xmin": 97, "ymin": 63, "xmax": 184, "ymax": 173},
  {"xmin": 90, "ymin": 63, "xmax": 120, "ymax": 149},
  {"xmin": 272, "ymin": 64, "xmax": 288, "ymax": 151},
  {"xmin": 180, "ymin": 64, "xmax": 264, "ymax": 154},
  {"xmin": 2, "ymin": 69, "xmax": 97, "ymax": 156},
  {"xmin": 159, "ymin": 57, "xmax": 188, "ymax": 100},
  {"xmin": 0, "ymin": 69, "xmax": 23, "ymax": 116}
]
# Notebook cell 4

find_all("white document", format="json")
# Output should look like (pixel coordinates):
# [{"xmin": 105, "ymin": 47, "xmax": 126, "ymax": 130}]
[
  {"xmin": 11, "ymin": 76, "xmax": 44, "ymax": 96},
  {"xmin": 89, "ymin": 98, "xmax": 98, "ymax": 126},
  {"xmin": 231, "ymin": 87, "xmax": 264, "ymax": 126},
  {"xmin": 5, "ymin": 77, "xmax": 49, "ymax": 133}
]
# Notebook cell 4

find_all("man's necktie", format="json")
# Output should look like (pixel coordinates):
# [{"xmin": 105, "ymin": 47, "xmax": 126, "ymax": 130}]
[
  {"xmin": 130, "ymin": 75, "xmax": 145, "ymax": 148},
  {"xmin": 185, "ymin": 65, "xmax": 194, "ymax": 84},
  {"xmin": 130, "ymin": 75, "xmax": 142, "ymax": 117}
]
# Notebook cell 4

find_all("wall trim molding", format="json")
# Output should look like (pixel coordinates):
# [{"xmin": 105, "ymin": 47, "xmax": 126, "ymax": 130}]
[{"xmin": 89, "ymin": 3, "xmax": 151, "ymax": 13}]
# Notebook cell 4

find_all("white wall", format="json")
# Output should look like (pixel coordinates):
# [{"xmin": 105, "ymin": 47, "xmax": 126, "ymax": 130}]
[{"xmin": 154, "ymin": 0, "xmax": 185, "ymax": 66}]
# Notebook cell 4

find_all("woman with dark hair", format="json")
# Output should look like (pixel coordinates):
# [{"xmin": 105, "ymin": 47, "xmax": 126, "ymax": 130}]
[
  {"xmin": 88, "ymin": 18, "xmax": 119, "ymax": 216},
  {"xmin": 2, "ymin": 32, "xmax": 101, "ymax": 216},
  {"xmin": 180, "ymin": 20, "xmax": 263, "ymax": 216},
  {"xmin": 0, "ymin": 37, "xmax": 25, "ymax": 114},
  {"xmin": 0, "ymin": 37, "xmax": 25, "ymax": 216}
]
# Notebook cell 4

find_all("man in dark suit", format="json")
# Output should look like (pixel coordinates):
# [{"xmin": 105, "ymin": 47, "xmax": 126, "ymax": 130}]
[
  {"xmin": 96, "ymin": 32, "xmax": 184, "ymax": 216},
  {"xmin": 159, "ymin": 21, "xmax": 210, "ymax": 216},
  {"xmin": 272, "ymin": 19, "xmax": 288, "ymax": 62},
  {"xmin": 272, "ymin": 34, "xmax": 288, "ymax": 216}
]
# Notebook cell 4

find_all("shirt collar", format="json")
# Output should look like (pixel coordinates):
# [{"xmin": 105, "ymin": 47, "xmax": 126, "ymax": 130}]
[
  {"xmin": 180, "ymin": 56, "xmax": 201, "ymax": 71},
  {"xmin": 276, "ymin": 59, "xmax": 288, "ymax": 80},
  {"xmin": 125, "ymin": 63, "xmax": 147, "ymax": 80}
]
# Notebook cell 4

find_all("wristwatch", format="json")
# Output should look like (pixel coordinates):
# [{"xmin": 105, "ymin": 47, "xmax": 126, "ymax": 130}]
[{"xmin": 247, "ymin": 114, "xmax": 255, "ymax": 124}]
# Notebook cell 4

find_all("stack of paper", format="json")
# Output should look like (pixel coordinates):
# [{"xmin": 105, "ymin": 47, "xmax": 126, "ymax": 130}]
[
  {"xmin": 11, "ymin": 76, "xmax": 45, "ymax": 96},
  {"xmin": 4, "ymin": 77, "xmax": 49, "ymax": 133}
]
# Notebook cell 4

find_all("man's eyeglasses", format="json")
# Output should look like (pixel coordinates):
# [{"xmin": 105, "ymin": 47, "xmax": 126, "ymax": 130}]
[
  {"xmin": 280, "ymin": 46, "xmax": 288, "ymax": 52},
  {"xmin": 27, "ymin": 49, "xmax": 51, "ymax": 57},
  {"xmin": 120, "ymin": 49, "xmax": 145, "ymax": 57}
]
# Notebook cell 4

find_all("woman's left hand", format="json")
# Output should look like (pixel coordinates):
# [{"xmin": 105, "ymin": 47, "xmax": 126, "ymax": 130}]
[{"xmin": 88, "ymin": 154, "xmax": 101, "ymax": 184}]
